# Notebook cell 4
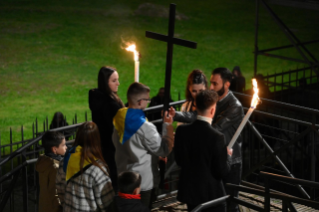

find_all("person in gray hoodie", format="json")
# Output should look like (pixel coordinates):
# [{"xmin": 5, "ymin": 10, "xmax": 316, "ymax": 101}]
[{"xmin": 113, "ymin": 82, "xmax": 174, "ymax": 209}]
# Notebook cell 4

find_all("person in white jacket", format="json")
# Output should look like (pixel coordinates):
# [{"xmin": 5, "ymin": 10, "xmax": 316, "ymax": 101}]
[{"xmin": 113, "ymin": 82, "xmax": 174, "ymax": 209}]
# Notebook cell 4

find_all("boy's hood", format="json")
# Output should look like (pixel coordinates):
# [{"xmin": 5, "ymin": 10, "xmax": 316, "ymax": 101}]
[
  {"xmin": 113, "ymin": 108, "xmax": 146, "ymax": 145},
  {"xmin": 35, "ymin": 155, "xmax": 59, "ymax": 173}
]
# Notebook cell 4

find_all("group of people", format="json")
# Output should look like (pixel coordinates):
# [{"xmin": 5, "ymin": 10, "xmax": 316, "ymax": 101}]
[{"xmin": 36, "ymin": 66, "xmax": 245, "ymax": 212}]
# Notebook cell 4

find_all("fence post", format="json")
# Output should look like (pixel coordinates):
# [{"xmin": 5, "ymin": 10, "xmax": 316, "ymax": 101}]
[
  {"xmin": 0, "ymin": 132, "xmax": 2, "ymax": 193},
  {"xmin": 264, "ymin": 178, "xmax": 270, "ymax": 211},
  {"xmin": 311, "ymin": 115, "xmax": 316, "ymax": 199},
  {"xmin": 10, "ymin": 127, "xmax": 14, "ymax": 211},
  {"xmin": 36, "ymin": 118, "xmax": 38, "ymax": 137},
  {"xmin": 282, "ymin": 199, "xmax": 288, "ymax": 212},
  {"xmin": 22, "ymin": 150, "xmax": 29, "ymax": 212},
  {"xmin": 46, "ymin": 116, "xmax": 48, "ymax": 131}
]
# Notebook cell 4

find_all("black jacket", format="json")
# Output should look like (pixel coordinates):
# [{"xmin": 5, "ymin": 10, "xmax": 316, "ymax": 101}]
[
  {"xmin": 174, "ymin": 91, "xmax": 244, "ymax": 165},
  {"xmin": 174, "ymin": 120, "xmax": 231, "ymax": 206},
  {"xmin": 89, "ymin": 89, "xmax": 123, "ymax": 155},
  {"xmin": 89, "ymin": 88, "xmax": 123, "ymax": 190}
]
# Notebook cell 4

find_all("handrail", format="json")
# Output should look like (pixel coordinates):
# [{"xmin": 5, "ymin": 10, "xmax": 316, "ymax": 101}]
[
  {"xmin": 245, "ymin": 107, "xmax": 319, "ymax": 127},
  {"xmin": 0, "ymin": 123, "xmax": 83, "ymax": 166},
  {"xmin": 191, "ymin": 195, "xmax": 230, "ymax": 212},
  {"xmin": 233, "ymin": 91, "xmax": 319, "ymax": 116},
  {"xmin": 226, "ymin": 184, "xmax": 319, "ymax": 209},
  {"xmin": 0, "ymin": 158, "xmax": 37, "ymax": 184},
  {"xmin": 144, "ymin": 100, "xmax": 185, "ymax": 112},
  {"xmin": 260, "ymin": 171, "xmax": 319, "ymax": 189}
]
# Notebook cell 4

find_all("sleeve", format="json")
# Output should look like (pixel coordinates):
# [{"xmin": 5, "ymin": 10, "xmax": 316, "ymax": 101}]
[
  {"xmin": 173, "ymin": 127, "xmax": 183, "ymax": 167},
  {"xmin": 106, "ymin": 100, "xmax": 122, "ymax": 128},
  {"xmin": 212, "ymin": 103, "xmax": 243, "ymax": 132},
  {"xmin": 213, "ymin": 134, "xmax": 231, "ymax": 179},
  {"xmin": 93, "ymin": 167, "xmax": 115, "ymax": 212},
  {"xmin": 174, "ymin": 111, "xmax": 197, "ymax": 123},
  {"xmin": 55, "ymin": 161, "xmax": 66, "ymax": 206},
  {"xmin": 142, "ymin": 122, "xmax": 174, "ymax": 157}
]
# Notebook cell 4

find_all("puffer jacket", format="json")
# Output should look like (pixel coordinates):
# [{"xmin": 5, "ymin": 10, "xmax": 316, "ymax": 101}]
[
  {"xmin": 35, "ymin": 155, "xmax": 62, "ymax": 212},
  {"xmin": 174, "ymin": 91, "xmax": 244, "ymax": 165}
]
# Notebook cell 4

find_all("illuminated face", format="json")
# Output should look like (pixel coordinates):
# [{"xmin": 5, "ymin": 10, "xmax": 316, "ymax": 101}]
[
  {"xmin": 108, "ymin": 71, "xmax": 120, "ymax": 93},
  {"xmin": 189, "ymin": 83, "xmax": 206, "ymax": 100},
  {"xmin": 210, "ymin": 74, "xmax": 225, "ymax": 96},
  {"xmin": 55, "ymin": 139, "xmax": 67, "ymax": 156},
  {"xmin": 138, "ymin": 92, "xmax": 151, "ymax": 110}
]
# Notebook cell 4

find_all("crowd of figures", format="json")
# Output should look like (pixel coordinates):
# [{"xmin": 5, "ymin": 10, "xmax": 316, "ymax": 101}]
[{"xmin": 36, "ymin": 66, "xmax": 251, "ymax": 212}]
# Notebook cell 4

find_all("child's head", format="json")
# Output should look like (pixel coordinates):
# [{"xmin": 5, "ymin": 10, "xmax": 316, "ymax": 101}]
[
  {"xmin": 42, "ymin": 131, "xmax": 67, "ymax": 155},
  {"xmin": 127, "ymin": 82, "xmax": 150, "ymax": 110},
  {"xmin": 118, "ymin": 171, "xmax": 142, "ymax": 195},
  {"xmin": 73, "ymin": 122, "xmax": 107, "ymax": 174}
]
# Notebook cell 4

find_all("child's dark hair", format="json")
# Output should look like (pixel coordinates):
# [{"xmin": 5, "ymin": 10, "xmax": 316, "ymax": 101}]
[
  {"xmin": 127, "ymin": 82, "xmax": 150, "ymax": 105},
  {"xmin": 42, "ymin": 131, "xmax": 65, "ymax": 154},
  {"xmin": 118, "ymin": 171, "xmax": 142, "ymax": 194}
]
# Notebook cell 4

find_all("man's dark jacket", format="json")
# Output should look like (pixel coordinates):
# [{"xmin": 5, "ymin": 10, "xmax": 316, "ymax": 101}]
[
  {"xmin": 174, "ymin": 120, "xmax": 231, "ymax": 206},
  {"xmin": 174, "ymin": 91, "xmax": 244, "ymax": 165}
]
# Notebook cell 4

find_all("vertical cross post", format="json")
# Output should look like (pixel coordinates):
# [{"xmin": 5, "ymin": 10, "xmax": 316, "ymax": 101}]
[{"xmin": 146, "ymin": 3, "xmax": 197, "ymax": 113}]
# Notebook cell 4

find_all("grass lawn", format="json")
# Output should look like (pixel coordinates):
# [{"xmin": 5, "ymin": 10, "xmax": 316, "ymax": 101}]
[{"xmin": 1, "ymin": 0, "xmax": 318, "ymax": 144}]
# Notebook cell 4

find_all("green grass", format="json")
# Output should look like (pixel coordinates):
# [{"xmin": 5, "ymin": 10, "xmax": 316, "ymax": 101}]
[{"xmin": 1, "ymin": 0, "xmax": 319, "ymax": 143}]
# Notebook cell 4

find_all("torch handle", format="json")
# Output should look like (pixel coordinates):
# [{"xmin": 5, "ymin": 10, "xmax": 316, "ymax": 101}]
[
  {"xmin": 227, "ymin": 107, "xmax": 254, "ymax": 149},
  {"xmin": 135, "ymin": 61, "xmax": 139, "ymax": 82}
]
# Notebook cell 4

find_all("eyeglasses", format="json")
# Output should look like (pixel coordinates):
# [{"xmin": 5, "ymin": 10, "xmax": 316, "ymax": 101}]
[{"xmin": 138, "ymin": 98, "xmax": 151, "ymax": 103}]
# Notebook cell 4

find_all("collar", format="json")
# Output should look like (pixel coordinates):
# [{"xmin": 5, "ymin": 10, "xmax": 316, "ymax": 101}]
[
  {"xmin": 45, "ymin": 152, "xmax": 63, "ymax": 161},
  {"xmin": 219, "ymin": 90, "xmax": 231, "ymax": 102},
  {"xmin": 197, "ymin": 115, "xmax": 212, "ymax": 124},
  {"xmin": 118, "ymin": 192, "xmax": 141, "ymax": 199}
]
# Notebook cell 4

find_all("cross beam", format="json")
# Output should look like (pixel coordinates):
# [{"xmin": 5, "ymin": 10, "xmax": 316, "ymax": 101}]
[{"xmin": 145, "ymin": 3, "xmax": 197, "ymax": 112}]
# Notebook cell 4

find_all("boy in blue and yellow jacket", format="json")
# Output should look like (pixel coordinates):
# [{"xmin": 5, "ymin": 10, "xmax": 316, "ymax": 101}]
[{"xmin": 112, "ymin": 82, "xmax": 174, "ymax": 208}]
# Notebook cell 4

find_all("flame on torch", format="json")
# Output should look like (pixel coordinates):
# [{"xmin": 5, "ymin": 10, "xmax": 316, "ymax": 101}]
[
  {"xmin": 251, "ymin": 78, "xmax": 260, "ymax": 108},
  {"xmin": 125, "ymin": 44, "xmax": 139, "ymax": 61}
]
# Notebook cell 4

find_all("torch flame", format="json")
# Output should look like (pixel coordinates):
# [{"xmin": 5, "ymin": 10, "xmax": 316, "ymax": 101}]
[
  {"xmin": 125, "ymin": 44, "xmax": 139, "ymax": 61},
  {"xmin": 251, "ymin": 78, "xmax": 259, "ymax": 108}
]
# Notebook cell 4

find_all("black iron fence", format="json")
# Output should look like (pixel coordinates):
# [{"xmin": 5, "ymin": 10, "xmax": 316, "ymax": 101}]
[{"xmin": 1, "ymin": 95, "xmax": 319, "ymax": 211}]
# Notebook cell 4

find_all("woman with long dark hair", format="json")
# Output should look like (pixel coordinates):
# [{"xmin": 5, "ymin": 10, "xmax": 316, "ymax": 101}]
[
  {"xmin": 178, "ymin": 70, "xmax": 207, "ymax": 125},
  {"xmin": 89, "ymin": 66, "xmax": 124, "ymax": 191},
  {"xmin": 56, "ymin": 122, "xmax": 114, "ymax": 211}
]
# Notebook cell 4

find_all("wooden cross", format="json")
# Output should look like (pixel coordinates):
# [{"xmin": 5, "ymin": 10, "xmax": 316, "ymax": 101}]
[{"xmin": 145, "ymin": 3, "xmax": 197, "ymax": 112}]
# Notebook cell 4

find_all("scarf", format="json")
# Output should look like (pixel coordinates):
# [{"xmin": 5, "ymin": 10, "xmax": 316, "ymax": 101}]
[
  {"xmin": 45, "ymin": 152, "xmax": 63, "ymax": 161},
  {"xmin": 63, "ymin": 145, "xmax": 96, "ymax": 182},
  {"xmin": 113, "ymin": 108, "xmax": 146, "ymax": 145},
  {"xmin": 118, "ymin": 192, "xmax": 141, "ymax": 199}
]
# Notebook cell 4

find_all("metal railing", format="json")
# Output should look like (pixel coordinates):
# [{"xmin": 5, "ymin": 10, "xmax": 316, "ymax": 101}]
[{"xmin": 1, "ymin": 94, "xmax": 319, "ymax": 211}]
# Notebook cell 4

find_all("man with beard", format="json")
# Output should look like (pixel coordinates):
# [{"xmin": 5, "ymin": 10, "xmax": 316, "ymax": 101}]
[{"xmin": 170, "ymin": 68, "xmax": 244, "ymax": 212}]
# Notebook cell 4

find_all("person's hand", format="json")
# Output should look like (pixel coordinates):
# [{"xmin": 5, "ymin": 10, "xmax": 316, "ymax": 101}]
[
  {"xmin": 227, "ymin": 147, "xmax": 233, "ymax": 156},
  {"xmin": 168, "ymin": 106, "xmax": 175, "ymax": 118},
  {"xmin": 163, "ymin": 111, "xmax": 173, "ymax": 124},
  {"xmin": 159, "ymin": 156, "xmax": 167, "ymax": 164}
]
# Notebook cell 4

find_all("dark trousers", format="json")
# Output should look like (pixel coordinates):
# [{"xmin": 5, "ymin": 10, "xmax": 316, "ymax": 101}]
[
  {"xmin": 223, "ymin": 163, "xmax": 242, "ymax": 212},
  {"xmin": 103, "ymin": 151, "xmax": 118, "ymax": 192},
  {"xmin": 140, "ymin": 188, "xmax": 156, "ymax": 209},
  {"xmin": 187, "ymin": 203, "xmax": 226, "ymax": 212}
]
